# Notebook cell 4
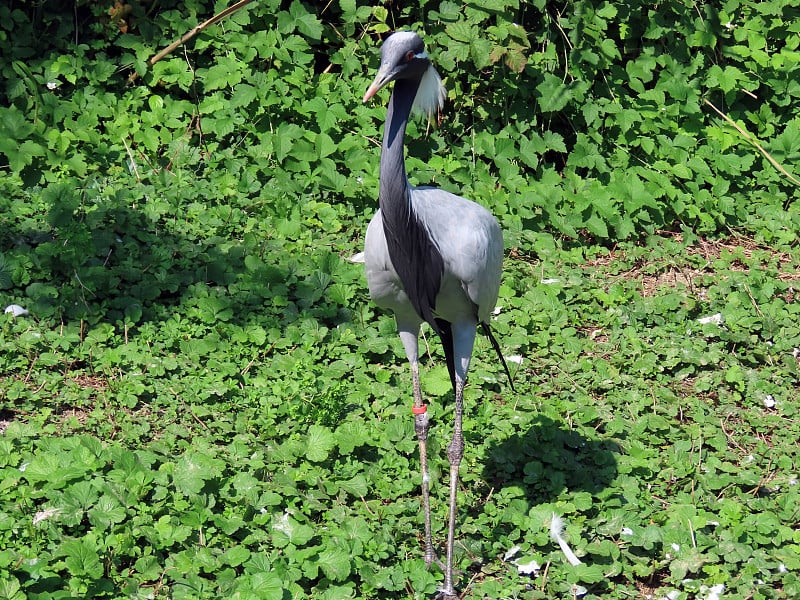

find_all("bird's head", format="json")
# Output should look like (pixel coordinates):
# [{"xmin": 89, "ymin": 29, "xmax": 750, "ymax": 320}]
[{"xmin": 363, "ymin": 31, "xmax": 446, "ymax": 122}]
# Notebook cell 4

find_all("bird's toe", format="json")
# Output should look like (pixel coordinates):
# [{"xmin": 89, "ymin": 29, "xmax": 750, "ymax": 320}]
[{"xmin": 435, "ymin": 586, "xmax": 459, "ymax": 600}]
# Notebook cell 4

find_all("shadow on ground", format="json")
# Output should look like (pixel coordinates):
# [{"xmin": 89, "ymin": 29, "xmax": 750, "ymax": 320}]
[{"xmin": 482, "ymin": 414, "xmax": 620, "ymax": 499}]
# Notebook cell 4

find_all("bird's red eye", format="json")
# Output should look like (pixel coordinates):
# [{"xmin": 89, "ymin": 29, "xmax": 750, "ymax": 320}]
[{"xmin": 405, "ymin": 50, "xmax": 415, "ymax": 62}]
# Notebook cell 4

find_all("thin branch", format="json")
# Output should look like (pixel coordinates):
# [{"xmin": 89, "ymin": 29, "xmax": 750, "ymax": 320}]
[
  {"xmin": 128, "ymin": 0, "xmax": 255, "ymax": 83},
  {"xmin": 121, "ymin": 136, "xmax": 140, "ymax": 181},
  {"xmin": 703, "ymin": 98, "xmax": 800, "ymax": 187}
]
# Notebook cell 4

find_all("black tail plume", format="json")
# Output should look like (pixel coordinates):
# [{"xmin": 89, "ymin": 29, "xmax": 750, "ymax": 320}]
[
  {"xmin": 481, "ymin": 322, "xmax": 516, "ymax": 392},
  {"xmin": 435, "ymin": 318, "xmax": 457, "ymax": 393}
]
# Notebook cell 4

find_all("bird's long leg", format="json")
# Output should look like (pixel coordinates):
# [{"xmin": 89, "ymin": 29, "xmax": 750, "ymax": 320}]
[
  {"xmin": 410, "ymin": 360, "xmax": 436, "ymax": 567},
  {"xmin": 399, "ymin": 325, "xmax": 438, "ymax": 568},
  {"xmin": 440, "ymin": 377, "xmax": 465, "ymax": 599}
]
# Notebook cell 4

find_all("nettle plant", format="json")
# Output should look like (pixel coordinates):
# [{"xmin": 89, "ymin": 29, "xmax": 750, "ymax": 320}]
[
  {"xmin": 1, "ymin": 0, "xmax": 798, "ymax": 253},
  {"xmin": 0, "ymin": 1, "xmax": 799, "ymax": 599}
]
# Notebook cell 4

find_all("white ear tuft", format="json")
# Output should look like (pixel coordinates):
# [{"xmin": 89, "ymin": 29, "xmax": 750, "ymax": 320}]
[{"xmin": 411, "ymin": 65, "xmax": 446, "ymax": 121}]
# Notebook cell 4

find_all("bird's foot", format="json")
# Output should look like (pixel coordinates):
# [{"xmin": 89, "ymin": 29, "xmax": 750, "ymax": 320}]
[
  {"xmin": 430, "ymin": 558, "xmax": 464, "ymax": 599},
  {"xmin": 435, "ymin": 585, "xmax": 459, "ymax": 600}
]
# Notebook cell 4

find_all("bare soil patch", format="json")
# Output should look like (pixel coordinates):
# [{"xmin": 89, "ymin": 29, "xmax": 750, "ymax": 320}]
[{"xmin": 584, "ymin": 234, "xmax": 799, "ymax": 298}]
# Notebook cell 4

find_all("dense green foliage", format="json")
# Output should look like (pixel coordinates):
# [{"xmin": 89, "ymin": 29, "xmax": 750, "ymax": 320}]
[{"xmin": 1, "ymin": 0, "xmax": 799, "ymax": 598}]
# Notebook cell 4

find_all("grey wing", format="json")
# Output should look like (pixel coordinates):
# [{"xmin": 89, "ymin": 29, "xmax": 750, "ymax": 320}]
[
  {"xmin": 412, "ymin": 188, "xmax": 503, "ymax": 324},
  {"xmin": 364, "ymin": 210, "xmax": 423, "ymax": 326}
]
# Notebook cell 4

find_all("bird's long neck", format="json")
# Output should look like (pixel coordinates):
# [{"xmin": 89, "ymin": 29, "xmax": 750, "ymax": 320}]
[
  {"xmin": 378, "ymin": 77, "xmax": 419, "ymax": 216},
  {"xmin": 378, "ymin": 77, "xmax": 446, "ymax": 336}
]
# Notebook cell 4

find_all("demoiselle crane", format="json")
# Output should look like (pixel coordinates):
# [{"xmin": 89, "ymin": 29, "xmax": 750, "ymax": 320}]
[{"xmin": 361, "ymin": 31, "xmax": 513, "ymax": 598}]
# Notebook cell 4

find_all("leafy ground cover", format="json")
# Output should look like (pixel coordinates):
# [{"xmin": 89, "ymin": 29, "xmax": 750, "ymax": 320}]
[
  {"xmin": 1, "ymin": 230, "xmax": 798, "ymax": 599},
  {"xmin": 1, "ymin": 0, "xmax": 800, "ymax": 598}
]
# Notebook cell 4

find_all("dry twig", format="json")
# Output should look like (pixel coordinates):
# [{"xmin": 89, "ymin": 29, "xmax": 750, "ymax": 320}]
[
  {"xmin": 128, "ymin": 0, "xmax": 255, "ymax": 83},
  {"xmin": 703, "ymin": 98, "xmax": 800, "ymax": 187}
]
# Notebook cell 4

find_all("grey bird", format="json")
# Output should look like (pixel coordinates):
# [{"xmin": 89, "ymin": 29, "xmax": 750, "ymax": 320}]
[{"xmin": 361, "ymin": 31, "xmax": 513, "ymax": 598}]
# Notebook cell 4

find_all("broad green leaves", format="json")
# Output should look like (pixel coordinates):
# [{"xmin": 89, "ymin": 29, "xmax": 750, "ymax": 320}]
[
  {"xmin": 306, "ymin": 424, "xmax": 336, "ymax": 462},
  {"xmin": 173, "ymin": 450, "xmax": 225, "ymax": 496},
  {"xmin": 277, "ymin": 1, "xmax": 323, "ymax": 40},
  {"xmin": 60, "ymin": 537, "xmax": 104, "ymax": 579},
  {"xmin": 0, "ymin": 1, "xmax": 799, "ymax": 599}
]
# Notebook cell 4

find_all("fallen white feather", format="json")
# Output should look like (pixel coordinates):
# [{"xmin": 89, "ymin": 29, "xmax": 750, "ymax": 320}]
[
  {"xmin": 514, "ymin": 557, "xmax": 541, "ymax": 575},
  {"xmin": 4, "ymin": 304, "xmax": 28, "ymax": 317},
  {"xmin": 697, "ymin": 313, "xmax": 723, "ymax": 325},
  {"xmin": 550, "ymin": 513, "xmax": 582, "ymax": 566},
  {"xmin": 348, "ymin": 252, "xmax": 365, "ymax": 264},
  {"xmin": 33, "ymin": 507, "xmax": 61, "ymax": 525},
  {"xmin": 503, "ymin": 545, "xmax": 521, "ymax": 561},
  {"xmin": 704, "ymin": 583, "xmax": 725, "ymax": 600},
  {"xmin": 504, "ymin": 544, "xmax": 541, "ymax": 574}
]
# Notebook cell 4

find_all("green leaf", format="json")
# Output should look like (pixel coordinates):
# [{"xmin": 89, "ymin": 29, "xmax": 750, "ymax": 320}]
[
  {"xmin": 316, "ymin": 544, "xmax": 352, "ymax": 581},
  {"xmin": 306, "ymin": 425, "xmax": 336, "ymax": 462},
  {"xmin": 543, "ymin": 130, "xmax": 567, "ymax": 153},
  {"xmin": 446, "ymin": 21, "xmax": 476, "ymax": 43},
  {"xmin": 0, "ymin": 575, "xmax": 24, "ymax": 600},
  {"xmin": 421, "ymin": 364, "xmax": 452, "ymax": 397},
  {"xmin": 585, "ymin": 211, "xmax": 609, "ymax": 238},
  {"xmin": 572, "ymin": 562, "xmax": 609, "ymax": 583},
  {"xmin": 536, "ymin": 73, "xmax": 573, "ymax": 112},
  {"xmin": 222, "ymin": 545, "xmax": 251, "ymax": 567},
  {"xmin": 173, "ymin": 450, "xmax": 224, "ymax": 496},
  {"xmin": 204, "ymin": 57, "xmax": 244, "ymax": 90},
  {"xmin": 669, "ymin": 548, "xmax": 708, "ymax": 579},
  {"xmin": 707, "ymin": 64, "xmax": 743, "ymax": 93},
  {"xmin": 0, "ymin": 139, "xmax": 45, "ymax": 171},
  {"xmin": 768, "ymin": 119, "xmax": 800, "ymax": 163},
  {"xmin": 60, "ymin": 537, "xmax": 103, "ymax": 579},
  {"xmin": 0, "ymin": 105, "xmax": 33, "ymax": 139},
  {"xmin": 292, "ymin": 1, "xmax": 322, "ymax": 39},
  {"xmin": 154, "ymin": 515, "xmax": 192, "ymax": 546},
  {"xmin": 519, "ymin": 134, "xmax": 545, "ymax": 168},
  {"xmin": 0, "ymin": 255, "xmax": 13, "ymax": 289},
  {"xmin": 231, "ymin": 83, "xmax": 258, "ymax": 108},
  {"xmin": 278, "ymin": 1, "xmax": 322, "ymax": 40},
  {"xmin": 337, "ymin": 474, "xmax": 368, "ymax": 497},
  {"xmin": 271, "ymin": 512, "xmax": 315, "ymax": 547},
  {"xmin": 599, "ymin": 38, "xmax": 620, "ymax": 61},
  {"xmin": 274, "ymin": 123, "xmax": 303, "ymax": 163},
  {"xmin": 88, "ymin": 495, "xmax": 127, "ymax": 529},
  {"xmin": 335, "ymin": 422, "xmax": 370, "ymax": 453},
  {"xmin": 247, "ymin": 572, "xmax": 285, "ymax": 600},
  {"xmin": 316, "ymin": 132, "xmax": 337, "ymax": 159}
]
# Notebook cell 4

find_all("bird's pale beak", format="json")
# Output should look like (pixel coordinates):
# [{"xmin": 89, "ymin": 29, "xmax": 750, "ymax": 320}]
[
  {"xmin": 363, "ymin": 66, "xmax": 391, "ymax": 103},
  {"xmin": 362, "ymin": 82, "xmax": 380, "ymax": 103}
]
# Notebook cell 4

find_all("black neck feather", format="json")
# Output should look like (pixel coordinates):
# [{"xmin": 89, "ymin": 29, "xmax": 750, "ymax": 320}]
[{"xmin": 379, "ymin": 78, "xmax": 445, "ymax": 335}]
